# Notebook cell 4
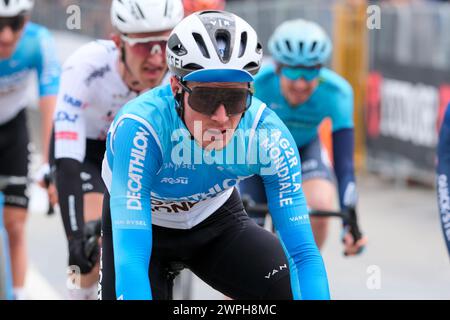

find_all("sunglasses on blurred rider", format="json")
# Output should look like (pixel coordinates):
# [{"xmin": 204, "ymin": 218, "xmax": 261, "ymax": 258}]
[
  {"xmin": 120, "ymin": 34, "xmax": 168, "ymax": 56},
  {"xmin": 0, "ymin": 15, "xmax": 26, "ymax": 32},
  {"xmin": 280, "ymin": 65, "xmax": 322, "ymax": 81}
]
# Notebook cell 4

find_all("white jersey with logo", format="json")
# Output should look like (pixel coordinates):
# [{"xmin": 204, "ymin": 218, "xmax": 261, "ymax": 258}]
[{"xmin": 54, "ymin": 40, "xmax": 171, "ymax": 162}]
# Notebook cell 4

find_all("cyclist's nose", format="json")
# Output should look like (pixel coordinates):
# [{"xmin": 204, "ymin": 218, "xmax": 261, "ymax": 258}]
[
  {"xmin": 145, "ymin": 49, "xmax": 165, "ymax": 63},
  {"xmin": 210, "ymin": 104, "xmax": 229, "ymax": 123},
  {"xmin": 0, "ymin": 26, "xmax": 15, "ymax": 43},
  {"xmin": 292, "ymin": 78, "xmax": 310, "ymax": 90}
]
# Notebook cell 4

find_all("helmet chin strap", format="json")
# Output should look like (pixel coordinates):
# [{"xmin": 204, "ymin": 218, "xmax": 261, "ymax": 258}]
[{"xmin": 174, "ymin": 78, "xmax": 195, "ymax": 139}]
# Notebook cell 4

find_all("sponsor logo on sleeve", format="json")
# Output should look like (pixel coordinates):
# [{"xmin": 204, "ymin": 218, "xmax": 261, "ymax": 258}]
[
  {"xmin": 63, "ymin": 94, "xmax": 83, "ymax": 108},
  {"xmin": 55, "ymin": 131, "xmax": 78, "ymax": 140},
  {"xmin": 126, "ymin": 126, "xmax": 149, "ymax": 211},
  {"xmin": 55, "ymin": 111, "xmax": 79, "ymax": 123},
  {"xmin": 84, "ymin": 64, "xmax": 111, "ymax": 87}
]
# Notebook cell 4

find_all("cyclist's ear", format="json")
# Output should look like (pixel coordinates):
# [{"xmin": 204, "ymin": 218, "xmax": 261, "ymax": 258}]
[
  {"xmin": 110, "ymin": 32, "xmax": 121, "ymax": 49},
  {"xmin": 275, "ymin": 63, "xmax": 283, "ymax": 75},
  {"xmin": 170, "ymin": 76, "xmax": 182, "ymax": 98}
]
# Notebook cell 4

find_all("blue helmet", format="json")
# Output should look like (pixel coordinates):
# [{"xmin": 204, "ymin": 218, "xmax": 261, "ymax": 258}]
[{"xmin": 268, "ymin": 19, "xmax": 332, "ymax": 67}]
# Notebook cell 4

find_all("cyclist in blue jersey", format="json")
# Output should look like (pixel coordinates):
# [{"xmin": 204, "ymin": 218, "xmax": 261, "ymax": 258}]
[
  {"xmin": 239, "ymin": 19, "xmax": 367, "ymax": 255},
  {"xmin": 437, "ymin": 103, "xmax": 450, "ymax": 261},
  {"xmin": 0, "ymin": 0, "xmax": 60, "ymax": 299},
  {"xmin": 99, "ymin": 11, "xmax": 330, "ymax": 300}
]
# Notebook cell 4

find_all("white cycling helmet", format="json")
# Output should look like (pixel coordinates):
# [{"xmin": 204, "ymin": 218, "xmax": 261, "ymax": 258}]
[
  {"xmin": 111, "ymin": 0, "xmax": 184, "ymax": 34},
  {"xmin": 166, "ymin": 10, "xmax": 263, "ymax": 82},
  {"xmin": 0, "ymin": 0, "xmax": 34, "ymax": 17},
  {"xmin": 268, "ymin": 19, "xmax": 332, "ymax": 67}
]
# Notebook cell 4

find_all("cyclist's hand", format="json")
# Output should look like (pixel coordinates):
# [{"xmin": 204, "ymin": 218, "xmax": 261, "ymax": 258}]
[
  {"xmin": 342, "ymin": 228, "xmax": 368, "ymax": 256},
  {"xmin": 83, "ymin": 219, "xmax": 101, "ymax": 265},
  {"xmin": 35, "ymin": 163, "xmax": 50, "ymax": 189},
  {"xmin": 47, "ymin": 182, "xmax": 59, "ymax": 207},
  {"xmin": 68, "ymin": 235, "xmax": 97, "ymax": 274}
]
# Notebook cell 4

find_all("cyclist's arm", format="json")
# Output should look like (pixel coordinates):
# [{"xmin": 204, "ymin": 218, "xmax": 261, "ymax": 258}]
[
  {"xmin": 256, "ymin": 110, "xmax": 330, "ymax": 300},
  {"xmin": 330, "ymin": 82, "xmax": 357, "ymax": 210},
  {"xmin": 437, "ymin": 104, "xmax": 450, "ymax": 258},
  {"xmin": 332, "ymin": 128, "xmax": 357, "ymax": 210},
  {"xmin": 55, "ymin": 158, "xmax": 85, "ymax": 239},
  {"xmin": 53, "ymin": 63, "xmax": 89, "ymax": 239},
  {"xmin": 39, "ymin": 96, "xmax": 57, "ymax": 164},
  {"xmin": 109, "ymin": 117, "xmax": 162, "ymax": 300},
  {"xmin": 35, "ymin": 27, "xmax": 60, "ymax": 164}
]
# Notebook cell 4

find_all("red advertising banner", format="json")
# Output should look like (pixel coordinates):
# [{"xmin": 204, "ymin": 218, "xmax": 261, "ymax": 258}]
[
  {"xmin": 365, "ymin": 71, "xmax": 450, "ymax": 182},
  {"xmin": 437, "ymin": 85, "xmax": 450, "ymax": 132}
]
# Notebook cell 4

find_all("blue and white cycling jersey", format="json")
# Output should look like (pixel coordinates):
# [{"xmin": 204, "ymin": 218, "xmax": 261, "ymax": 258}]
[
  {"xmin": 437, "ymin": 103, "xmax": 450, "ymax": 259},
  {"xmin": 254, "ymin": 64, "xmax": 357, "ymax": 210},
  {"xmin": 0, "ymin": 22, "xmax": 60, "ymax": 125},
  {"xmin": 254, "ymin": 64, "xmax": 354, "ymax": 148},
  {"xmin": 102, "ymin": 84, "xmax": 330, "ymax": 300}
]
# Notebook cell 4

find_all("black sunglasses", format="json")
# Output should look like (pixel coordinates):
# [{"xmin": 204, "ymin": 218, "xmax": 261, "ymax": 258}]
[
  {"xmin": 179, "ymin": 82, "xmax": 253, "ymax": 116},
  {"xmin": 0, "ymin": 15, "xmax": 26, "ymax": 32}
]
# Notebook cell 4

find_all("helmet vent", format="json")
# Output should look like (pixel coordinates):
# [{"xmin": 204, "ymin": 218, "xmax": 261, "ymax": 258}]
[
  {"xmin": 284, "ymin": 40, "xmax": 292, "ymax": 53},
  {"xmin": 311, "ymin": 41, "xmax": 317, "ymax": 52},
  {"xmin": 238, "ymin": 32, "xmax": 247, "ymax": 58},
  {"xmin": 133, "ymin": 2, "xmax": 145, "ymax": 19},
  {"xmin": 299, "ymin": 41, "xmax": 304, "ymax": 54},
  {"xmin": 164, "ymin": 0, "xmax": 168, "ymax": 17},
  {"xmin": 198, "ymin": 10, "xmax": 222, "ymax": 16},
  {"xmin": 244, "ymin": 62, "xmax": 258, "ymax": 70},
  {"xmin": 116, "ymin": 14, "xmax": 126, "ymax": 23},
  {"xmin": 215, "ymin": 31, "xmax": 231, "ymax": 63},
  {"xmin": 168, "ymin": 34, "xmax": 188, "ymax": 56},
  {"xmin": 256, "ymin": 41, "xmax": 262, "ymax": 54},
  {"xmin": 193, "ymin": 33, "xmax": 210, "ymax": 59},
  {"xmin": 183, "ymin": 63, "xmax": 203, "ymax": 71}
]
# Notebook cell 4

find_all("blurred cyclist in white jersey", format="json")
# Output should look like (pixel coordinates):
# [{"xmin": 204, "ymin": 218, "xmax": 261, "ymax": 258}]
[
  {"xmin": 50, "ymin": 0, "xmax": 183, "ymax": 299},
  {"xmin": 0, "ymin": 0, "xmax": 60, "ymax": 300}
]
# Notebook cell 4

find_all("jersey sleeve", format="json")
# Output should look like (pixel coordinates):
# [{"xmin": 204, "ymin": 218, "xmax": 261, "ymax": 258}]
[
  {"xmin": 332, "ymin": 128, "xmax": 358, "ymax": 210},
  {"xmin": 329, "ymin": 80, "xmax": 354, "ymax": 132},
  {"xmin": 35, "ymin": 27, "xmax": 60, "ymax": 97},
  {"xmin": 437, "ymin": 104, "xmax": 450, "ymax": 259},
  {"xmin": 109, "ymin": 116, "xmax": 162, "ymax": 300},
  {"xmin": 53, "ymin": 62, "xmax": 91, "ymax": 162},
  {"xmin": 252, "ymin": 107, "xmax": 330, "ymax": 300}
]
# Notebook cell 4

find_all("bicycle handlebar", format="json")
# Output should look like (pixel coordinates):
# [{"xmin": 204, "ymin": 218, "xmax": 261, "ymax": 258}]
[{"xmin": 241, "ymin": 195, "xmax": 364, "ymax": 250}]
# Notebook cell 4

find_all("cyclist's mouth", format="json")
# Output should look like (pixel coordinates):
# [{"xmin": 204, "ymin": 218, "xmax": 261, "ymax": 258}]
[
  {"xmin": 0, "ymin": 42, "xmax": 14, "ymax": 51},
  {"xmin": 204, "ymin": 128, "xmax": 228, "ymax": 141},
  {"xmin": 142, "ymin": 66, "xmax": 163, "ymax": 78}
]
